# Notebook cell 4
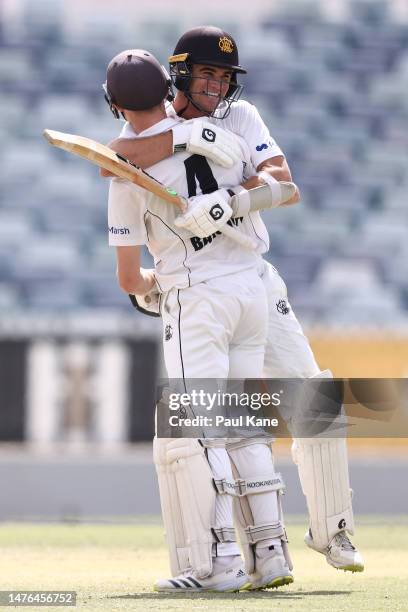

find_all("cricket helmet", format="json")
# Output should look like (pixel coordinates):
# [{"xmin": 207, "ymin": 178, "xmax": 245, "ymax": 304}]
[
  {"xmin": 169, "ymin": 26, "xmax": 246, "ymax": 118},
  {"xmin": 103, "ymin": 49, "xmax": 173, "ymax": 118}
]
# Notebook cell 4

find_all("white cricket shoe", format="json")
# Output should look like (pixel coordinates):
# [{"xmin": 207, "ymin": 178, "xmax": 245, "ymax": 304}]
[
  {"xmin": 305, "ymin": 529, "xmax": 364, "ymax": 572},
  {"xmin": 246, "ymin": 544, "xmax": 294, "ymax": 590},
  {"xmin": 154, "ymin": 557, "xmax": 250, "ymax": 593}
]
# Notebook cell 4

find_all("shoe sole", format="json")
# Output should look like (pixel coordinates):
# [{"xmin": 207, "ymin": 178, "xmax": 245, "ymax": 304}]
[
  {"xmin": 242, "ymin": 574, "xmax": 294, "ymax": 591},
  {"xmin": 154, "ymin": 587, "xmax": 247, "ymax": 593},
  {"xmin": 154, "ymin": 579, "xmax": 251, "ymax": 594},
  {"xmin": 331, "ymin": 562, "xmax": 364, "ymax": 573}
]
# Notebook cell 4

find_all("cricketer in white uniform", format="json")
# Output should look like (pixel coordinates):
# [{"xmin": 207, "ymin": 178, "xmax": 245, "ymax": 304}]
[
  {"xmin": 108, "ymin": 26, "xmax": 364, "ymax": 577},
  {"xmin": 105, "ymin": 49, "xmax": 294, "ymax": 593},
  {"xmin": 110, "ymin": 114, "xmax": 267, "ymax": 379}
]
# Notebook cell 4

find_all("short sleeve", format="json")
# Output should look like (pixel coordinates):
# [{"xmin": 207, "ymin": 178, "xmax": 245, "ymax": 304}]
[
  {"xmin": 228, "ymin": 101, "xmax": 284, "ymax": 170},
  {"xmin": 108, "ymin": 179, "xmax": 148, "ymax": 246}
]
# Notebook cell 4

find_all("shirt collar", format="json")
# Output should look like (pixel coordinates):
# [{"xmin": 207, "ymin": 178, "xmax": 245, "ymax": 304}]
[{"xmin": 137, "ymin": 116, "xmax": 182, "ymax": 137}]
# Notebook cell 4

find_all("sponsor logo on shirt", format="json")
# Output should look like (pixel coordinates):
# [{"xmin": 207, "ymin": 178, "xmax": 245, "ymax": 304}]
[
  {"xmin": 190, "ymin": 217, "xmax": 244, "ymax": 252},
  {"xmin": 109, "ymin": 226, "xmax": 130, "ymax": 235},
  {"xmin": 256, "ymin": 139, "xmax": 275, "ymax": 152}
]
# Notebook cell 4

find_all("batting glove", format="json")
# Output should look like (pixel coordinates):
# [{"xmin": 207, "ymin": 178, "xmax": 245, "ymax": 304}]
[
  {"xmin": 172, "ymin": 119, "xmax": 242, "ymax": 169},
  {"xmin": 129, "ymin": 282, "xmax": 161, "ymax": 317},
  {"xmin": 174, "ymin": 189, "xmax": 233, "ymax": 238}
]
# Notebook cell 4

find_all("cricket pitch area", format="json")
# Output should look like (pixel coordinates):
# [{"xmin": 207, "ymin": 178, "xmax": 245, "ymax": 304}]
[{"xmin": 1, "ymin": 519, "xmax": 407, "ymax": 612}]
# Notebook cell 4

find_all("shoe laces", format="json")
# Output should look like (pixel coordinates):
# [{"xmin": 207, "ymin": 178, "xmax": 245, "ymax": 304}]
[{"xmin": 331, "ymin": 532, "xmax": 355, "ymax": 551}]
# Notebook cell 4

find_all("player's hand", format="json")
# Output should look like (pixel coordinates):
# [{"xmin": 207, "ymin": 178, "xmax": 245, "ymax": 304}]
[
  {"xmin": 129, "ymin": 277, "xmax": 161, "ymax": 317},
  {"xmin": 174, "ymin": 189, "xmax": 233, "ymax": 238},
  {"xmin": 172, "ymin": 120, "xmax": 242, "ymax": 168}
]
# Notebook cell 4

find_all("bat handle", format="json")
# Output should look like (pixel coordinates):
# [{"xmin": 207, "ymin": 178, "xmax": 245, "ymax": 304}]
[{"xmin": 220, "ymin": 223, "xmax": 257, "ymax": 251}]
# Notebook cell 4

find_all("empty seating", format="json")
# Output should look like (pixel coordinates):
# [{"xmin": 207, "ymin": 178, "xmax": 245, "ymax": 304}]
[{"xmin": 0, "ymin": 3, "xmax": 407, "ymax": 325}]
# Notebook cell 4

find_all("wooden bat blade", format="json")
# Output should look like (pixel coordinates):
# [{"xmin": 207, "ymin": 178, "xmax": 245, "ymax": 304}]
[{"xmin": 43, "ymin": 129, "xmax": 185, "ymax": 211}]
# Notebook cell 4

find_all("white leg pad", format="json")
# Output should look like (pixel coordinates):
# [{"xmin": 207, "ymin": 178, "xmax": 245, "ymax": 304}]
[
  {"xmin": 153, "ymin": 437, "xmax": 216, "ymax": 578},
  {"xmin": 153, "ymin": 438, "xmax": 239, "ymax": 578},
  {"xmin": 225, "ymin": 439, "xmax": 292, "ymax": 576},
  {"xmin": 292, "ymin": 437, "xmax": 355, "ymax": 550},
  {"xmin": 290, "ymin": 368, "xmax": 355, "ymax": 550}
]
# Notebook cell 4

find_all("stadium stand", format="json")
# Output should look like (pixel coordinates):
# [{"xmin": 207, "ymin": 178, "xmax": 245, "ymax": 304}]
[{"xmin": 0, "ymin": 0, "xmax": 407, "ymax": 325}]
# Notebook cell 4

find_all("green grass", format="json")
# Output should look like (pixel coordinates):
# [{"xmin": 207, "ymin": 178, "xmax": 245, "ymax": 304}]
[{"xmin": 0, "ymin": 519, "xmax": 407, "ymax": 611}]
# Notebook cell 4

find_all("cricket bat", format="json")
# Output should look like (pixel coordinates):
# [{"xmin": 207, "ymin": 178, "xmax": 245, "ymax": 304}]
[{"xmin": 43, "ymin": 129, "xmax": 257, "ymax": 251}]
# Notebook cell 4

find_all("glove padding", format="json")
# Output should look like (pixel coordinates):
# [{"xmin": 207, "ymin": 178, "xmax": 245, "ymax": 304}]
[
  {"xmin": 174, "ymin": 189, "xmax": 233, "ymax": 238},
  {"xmin": 129, "ymin": 284, "xmax": 161, "ymax": 317},
  {"xmin": 230, "ymin": 181, "xmax": 298, "ymax": 216},
  {"xmin": 173, "ymin": 119, "xmax": 242, "ymax": 169}
]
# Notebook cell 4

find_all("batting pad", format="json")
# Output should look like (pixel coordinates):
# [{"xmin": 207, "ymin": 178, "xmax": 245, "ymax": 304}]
[
  {"xmin": 226, "ymin": 439, "xmax": 292, "ymax": 576},
  {"xmin": 153, "ymin": 437, "xmax": 217, "ymax": 578},
  {"xmin": 292, "ymin": 436, "xmax": 355, "ymax": 550}
]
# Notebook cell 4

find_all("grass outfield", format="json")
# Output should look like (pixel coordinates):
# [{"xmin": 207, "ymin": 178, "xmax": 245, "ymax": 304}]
[{"xmin": 1, "ymin": 519, "xmax": 407, "ymax": 611}]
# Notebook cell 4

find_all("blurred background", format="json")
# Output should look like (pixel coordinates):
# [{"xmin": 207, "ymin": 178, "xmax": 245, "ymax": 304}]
[{"xmin": 0, "ymin": 0, "xmax": 407, "ymax": 520}]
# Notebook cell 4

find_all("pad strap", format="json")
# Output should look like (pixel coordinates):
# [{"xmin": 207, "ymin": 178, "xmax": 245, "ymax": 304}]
[
  {"xmin": 244, "ymin": 521, "xmax": 286, "ymax": 545},
  {"xmin": 211, "ymin": 527, "xmax": 237, "ymax": 543},
  {"xmin": 214, "ymin": 473, "xmax": 285, "ymax": 497}
]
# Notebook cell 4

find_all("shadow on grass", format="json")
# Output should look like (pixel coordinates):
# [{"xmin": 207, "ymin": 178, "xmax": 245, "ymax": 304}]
[{"xmin": 109, "ymin": 589, "xmax": 353, "ymax": 601}]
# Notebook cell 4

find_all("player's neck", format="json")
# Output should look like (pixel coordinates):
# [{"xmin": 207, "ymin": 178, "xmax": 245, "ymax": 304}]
[
  {"xmin": 173, "ymin": 93, "xmax": 205, "ymax": 120},
  {"xmin": 124, "ymin": 107, "xmax": 167, "ymax": 134}
]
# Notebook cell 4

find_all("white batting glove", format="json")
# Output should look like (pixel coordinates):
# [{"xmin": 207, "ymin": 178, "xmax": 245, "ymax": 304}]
[
  {"xmin": 172, "ymin": 119, "xmax": 241, "ymax": 168},
  {"xmin": 174, "ymin": 189, "xmax": 233, "ymax": 238}
]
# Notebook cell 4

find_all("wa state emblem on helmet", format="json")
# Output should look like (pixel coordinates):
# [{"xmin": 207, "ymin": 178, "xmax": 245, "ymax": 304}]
[{"xmin": 219, "ymin": 36, "xmax": 234, "ymax": 53}]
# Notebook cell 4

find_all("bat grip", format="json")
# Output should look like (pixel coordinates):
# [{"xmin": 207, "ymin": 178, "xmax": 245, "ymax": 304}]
[{"xmin": 220, "ymin": 224, "xmax": 257, "ymax": 251}]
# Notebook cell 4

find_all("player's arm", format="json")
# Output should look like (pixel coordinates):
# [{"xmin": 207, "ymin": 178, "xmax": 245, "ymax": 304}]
[
  {"xmin": 242, "ymin": 155, "xmax": 292, "ymax": 188},
  {"xmin": 108, "ymin": 180, "xmax": 161, "ymax": 315},
  {"xmin": 108, "ymin": 178, "xmax": 152, "ymax": 297},
  {"xmin": 174, "ymin": 182, "xmax": 299, "ymax": 238},
  {"xmin": 241, "ymin": 155, "xmax": 300, "ymax": 205},
  {"xmin": 101, "ymin": 119, "xmax": 243, "ymax": 175},
  {"xmin": 103, "ymin": 132, "xmax": 172, "ymax": 172},
  {"xmin": 229, "ymin": 102, "xmax": 300, "ymax": 204},
  {"xmin": 115, "ymin": 246, "xmax": 155, "ymax": 295}
]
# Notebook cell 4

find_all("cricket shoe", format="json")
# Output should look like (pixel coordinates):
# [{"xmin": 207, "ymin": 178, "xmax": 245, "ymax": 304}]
[
  {"xmin": 305, "ymin": 529, "xmax": 364, "ymax": 572},
  {"xmin": 154, "ymin": 557, "xmax": 250, "ymax": 593},
  {"xmin": 245, "ymin": 543, "xmax": 294, "ymax": 590}
]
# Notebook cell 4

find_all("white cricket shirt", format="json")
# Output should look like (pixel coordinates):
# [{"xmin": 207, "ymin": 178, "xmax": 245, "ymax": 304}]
[
  {"xmin": 108, "ymin": 117, "xmax": 260, "ymax": 292},
  {"xmin": 120, "ymin": 99, "xmax": 284, "ymax": 253}
]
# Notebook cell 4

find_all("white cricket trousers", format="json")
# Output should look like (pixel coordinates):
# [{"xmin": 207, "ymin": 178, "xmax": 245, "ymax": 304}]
[
  {"xmin": 259, "ymin": 260, "xmax": 320, "ymax": 378},
  {"xmin": 161, "ymin": 267, "xmax": 268, "ymax": 380}
]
